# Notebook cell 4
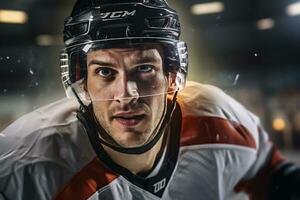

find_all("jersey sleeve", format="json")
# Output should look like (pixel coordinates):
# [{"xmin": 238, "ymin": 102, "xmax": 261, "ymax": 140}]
[
  {"xmin": 203, "ymin": 83, "xmax": 286, "ymax": 199},
  {"xmin": 234, "ymin": 113, "xmax": 285, "ymax": 200},
  {"xmin": 0, "ymin": 99, "xmax": 94, "ymax": 200},
  {"xmin": 0, "ymin": 162, "xmax": 73, "ymax": 200},
  {"xmin": 177, "ymin": 82, "xmax": 285, "ymax": 200}
]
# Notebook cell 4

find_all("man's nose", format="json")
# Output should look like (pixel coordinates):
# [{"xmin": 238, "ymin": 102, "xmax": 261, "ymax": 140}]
[{"xmin": 114, "ymin": 75, "xmax": 139, "ymax": 103}]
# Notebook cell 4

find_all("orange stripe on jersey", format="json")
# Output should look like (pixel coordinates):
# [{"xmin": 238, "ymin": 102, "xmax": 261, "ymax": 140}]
[
  {"xmin": 54, "ymin": 157, "xmax": 119, "ymax": 200},
  {"xmin": 234, "ymin": 145, "xmax": 285, "ymax": 200},
  {"xmin": 180, "ymin": 116, "xmax": 257, "ymax": 149}
]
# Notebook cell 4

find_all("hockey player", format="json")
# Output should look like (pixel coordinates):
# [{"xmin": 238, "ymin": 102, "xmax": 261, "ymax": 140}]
[{"xmin": 0, "ymin": 0, "xmax": 299, "ymax": 199}]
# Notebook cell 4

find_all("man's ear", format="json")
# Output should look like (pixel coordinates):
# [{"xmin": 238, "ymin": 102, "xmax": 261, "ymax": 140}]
[
  {"xmin": 83, "ymin": 78, "xmax": 88, "ymax": 91},
  {"xmin": 83, "ymin": 78, "xmax": 91, "ymax": 100}
]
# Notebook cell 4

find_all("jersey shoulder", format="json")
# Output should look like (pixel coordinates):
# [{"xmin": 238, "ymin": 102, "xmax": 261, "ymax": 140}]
[
  {"xmin": 177, "ymin": 81, "xmax": 252, "ymax": 119},
  {"xmin": 177, "ymin": 81, "xmax": 260, "ymax": 149},
  {"xmin": 3, "ymin": 97, "xmax": 79, "ymax": 133},
  {"xmin": 0, "ymin": 98, "xmax": 94, "ymax": 177}
]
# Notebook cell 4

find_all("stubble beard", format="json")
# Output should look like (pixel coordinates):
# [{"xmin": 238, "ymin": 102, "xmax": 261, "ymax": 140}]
[{"xmin": 92, "ymin": 104, "xmax": 155, "ymax": 148}]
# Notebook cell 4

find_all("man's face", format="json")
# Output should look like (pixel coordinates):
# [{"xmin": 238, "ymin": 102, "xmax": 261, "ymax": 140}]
[{"xmin": 86, "ymin": 46, "xmax": 168, "ymax": 148}]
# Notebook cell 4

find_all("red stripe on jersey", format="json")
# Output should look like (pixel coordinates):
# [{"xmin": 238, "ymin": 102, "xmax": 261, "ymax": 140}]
[
  {"xmin": 54, "ymin": 157, "xmax": 119, "ymax": 200},
  {"xmin": 180, "ymin": 116, "xmax": 257, "ymax": 149},
  {"xmin": 234, "ymin": 145, "xmax": 285, "ymax": 200}
]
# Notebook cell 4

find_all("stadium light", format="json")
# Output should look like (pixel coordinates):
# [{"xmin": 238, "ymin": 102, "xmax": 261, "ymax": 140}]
[
  {"xmin": 0, "ymin": 9, "xmax": 28, "ymax": 24},
  {"xmin": 191, "ymin": 2, "xmax": 225, "ymax": 15},
  {"xmin": 36, "ymin": 35, "xmax": 55, "ymax": 46},
  {"xmin": 272, "ymin": 117, "xmax": 286, "ymax": 132},
  {"xmin": 286, "ymin": 1, "xmax": 300, "ymax": 16},
  {"xmin": 36, "ymin": 34, "xmax": 63, "ymax": 46},
  {"xmin": 256, "ymin": 18, "xmax": 275, "ymax": 30}
]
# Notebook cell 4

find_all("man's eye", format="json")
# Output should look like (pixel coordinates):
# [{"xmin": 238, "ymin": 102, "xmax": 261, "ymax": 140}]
[
  {"xmin": 96, "ymin": 67, "xmax": 114, "ymax": 78},
  {"xmin": 137, "ymin": 65, "xmax": 154, "ymax": 73}
]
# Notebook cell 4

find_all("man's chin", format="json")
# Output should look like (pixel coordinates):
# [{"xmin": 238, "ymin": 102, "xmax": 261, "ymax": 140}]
[
  {"xmin": 113, "ymin": 130, "xmax": 150, "ymax": 148},
  {"xmin": 108, "ymin": 119, "xmax": 152, "ymax": 148}
]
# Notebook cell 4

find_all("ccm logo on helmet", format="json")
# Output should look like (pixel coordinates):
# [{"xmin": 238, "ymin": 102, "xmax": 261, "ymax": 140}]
[{"xmin": 100, "ymin": 10, "xmax": 137, "ymax": 19}]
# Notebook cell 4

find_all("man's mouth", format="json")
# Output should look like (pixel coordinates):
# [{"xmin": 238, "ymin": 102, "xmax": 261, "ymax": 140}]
[{"xmin": 113, "ymin": 112, "xmax": 146, "ymax": 126}]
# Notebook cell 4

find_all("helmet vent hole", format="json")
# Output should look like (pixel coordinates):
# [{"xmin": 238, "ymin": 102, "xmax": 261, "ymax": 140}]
[
  {"xmin": 146, "ymin": 17, "xmax": 167, "ymax": 28},
  {"xmin": 126, "ymin": 26, "xmax": 136, "ymax": 36},
  {"xmin": 65, "ymin": 22, "xmax": 88, "ymax": 37},
  {"xmin": 147, "ymin": 0, "xmax": 165, "ymax": 7}
]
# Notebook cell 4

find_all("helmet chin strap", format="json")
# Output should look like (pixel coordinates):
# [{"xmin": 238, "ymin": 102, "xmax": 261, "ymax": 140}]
[{"xmin": 76, "ymin": 90, "xmax": 178, "ymax": 155}]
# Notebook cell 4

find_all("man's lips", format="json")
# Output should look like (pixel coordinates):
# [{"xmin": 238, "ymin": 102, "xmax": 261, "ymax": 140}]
[{"xmin": 112, "ymin": 112, "xmax": 146, "ymax": 126}]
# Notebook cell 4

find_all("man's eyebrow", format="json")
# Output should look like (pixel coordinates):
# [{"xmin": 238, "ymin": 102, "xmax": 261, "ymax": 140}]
[
  {"xmin": 133, "ymin": 54, "xmax": 161, "ymax": 64},
  {"xmin": 87, "ymin": 59, "xmax": 115, "ymax": 67}
]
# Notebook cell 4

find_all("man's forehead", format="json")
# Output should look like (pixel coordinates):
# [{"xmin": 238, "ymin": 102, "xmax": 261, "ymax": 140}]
[
  {"xmin": 87, "ymin": 45, "xmax": 163, "ymax": 62},
  {"xmin": 89, "ymin": 45, "xmax": 162, "ymax": 55}
]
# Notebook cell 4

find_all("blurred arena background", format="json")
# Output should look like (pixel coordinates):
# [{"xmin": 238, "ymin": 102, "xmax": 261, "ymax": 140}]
[{"xmin": 0, "ymin": 0, "xmax": 299, "ymax": 165}]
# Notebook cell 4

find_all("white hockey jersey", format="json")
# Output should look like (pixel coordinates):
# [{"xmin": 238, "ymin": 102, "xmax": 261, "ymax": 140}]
[{"xmin": 0, "ymin": 81, "xmax": 284, "ymax": 200}]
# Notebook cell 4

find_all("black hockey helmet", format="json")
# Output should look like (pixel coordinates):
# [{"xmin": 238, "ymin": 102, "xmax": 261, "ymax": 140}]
[
  {"xmin": 60, "ymin": 0, "xmax": 188, "ymax": 154},
  {"xmin": 60, "ymin": 0, "xmax": 188, "ymax": 103}
]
